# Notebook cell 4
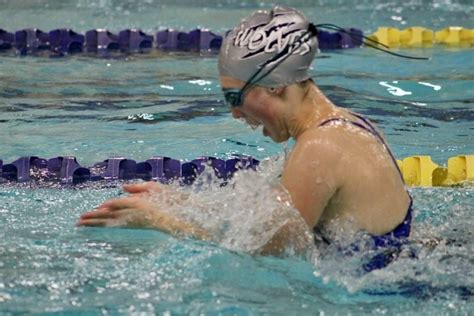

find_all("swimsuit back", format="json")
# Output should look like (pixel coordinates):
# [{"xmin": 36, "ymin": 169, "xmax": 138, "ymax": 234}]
[{"xmin": 316, "ymin": 113, "xmax": 414, "ymax": 271}]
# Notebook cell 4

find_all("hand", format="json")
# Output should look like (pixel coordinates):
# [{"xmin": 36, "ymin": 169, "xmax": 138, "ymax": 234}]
[
  {"xmin": 124, "ymin": 181, "xmax": 189, "ymax": 205},
  {"xmin": 123, "ymin": 181, "xmax": 163, "ymax": 195},
  {"xmin": 77, "ymin": 192, "xmax": 210, "ymax": 240},
  {"xmin": 77, "ymin": 195, "xmax": 162, "ymax": 229}
]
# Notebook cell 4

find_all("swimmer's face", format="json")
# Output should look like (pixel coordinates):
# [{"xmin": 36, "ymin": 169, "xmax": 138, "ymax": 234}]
[
  {"xmin": 221, "ymin": 71, "xmax": 260, "ymax": 108},
  {"xmin": 220, "ymin": 75, "xmax": 289, "ymax": 142},
  {"xmin": 220, "ymin": 76, "xmax": 259, "ymax": 124}
]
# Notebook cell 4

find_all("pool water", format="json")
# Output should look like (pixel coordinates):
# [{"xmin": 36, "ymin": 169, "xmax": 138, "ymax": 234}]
[{"xmin": 1, "ymin": 0, "xmax": 473, "ymax": 314}]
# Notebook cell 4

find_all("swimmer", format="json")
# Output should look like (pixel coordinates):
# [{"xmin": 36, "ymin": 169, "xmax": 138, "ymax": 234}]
[{"xmin": 78, "ymin": 6, "xmax": 413, "ymax": 263}]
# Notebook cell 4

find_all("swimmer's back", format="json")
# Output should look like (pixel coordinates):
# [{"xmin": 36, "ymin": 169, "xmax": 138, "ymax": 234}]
[{"xmin": 288, "ymin": 112, "xmax": 410, "ymax": 236}]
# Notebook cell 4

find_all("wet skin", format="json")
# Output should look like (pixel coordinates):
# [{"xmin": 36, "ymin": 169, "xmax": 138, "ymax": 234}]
[{"xmin": 78, "ymin": 77, "xmax": 410, "ymax": 253}]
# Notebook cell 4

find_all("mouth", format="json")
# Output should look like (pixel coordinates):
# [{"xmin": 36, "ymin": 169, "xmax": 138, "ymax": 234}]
[{"xmin": 247, "ymin": 120, "xmax": 261, "ymax": 130}]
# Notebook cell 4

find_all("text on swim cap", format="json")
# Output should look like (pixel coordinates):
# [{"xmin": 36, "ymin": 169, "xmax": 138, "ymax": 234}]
[{"xmin": 234, "ymin": 22, "xmax": 312, "ymax": 60}]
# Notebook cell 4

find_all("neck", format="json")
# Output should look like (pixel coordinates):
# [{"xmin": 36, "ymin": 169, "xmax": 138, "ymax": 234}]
[{"xmin": 287, "ymin": 84, "xmax": 339, "ymax": 140}]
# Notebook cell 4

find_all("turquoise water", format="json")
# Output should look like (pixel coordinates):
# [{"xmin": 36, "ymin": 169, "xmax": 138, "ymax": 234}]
[
  {"xmin": 1, "ymin": 0, "xmax": 474, "ymax": 315},
  {"xmin": 0, "ymin": 185, "xmax": 473, "ymax": 314}
]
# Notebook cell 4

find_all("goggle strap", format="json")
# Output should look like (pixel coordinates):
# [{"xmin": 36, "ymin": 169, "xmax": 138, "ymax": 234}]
[
  {"xmin": 314, "ymin": 23, "xmax": 429, "ymax": 60},
  {"xmin": 243, "ymin": 28, "xmax": 315, "ymax": 91}
]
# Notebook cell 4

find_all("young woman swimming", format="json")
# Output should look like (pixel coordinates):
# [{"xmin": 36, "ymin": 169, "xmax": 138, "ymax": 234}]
[{"xmin": 78, "ymin": 6, "xmax": 413, "ymax": 269}]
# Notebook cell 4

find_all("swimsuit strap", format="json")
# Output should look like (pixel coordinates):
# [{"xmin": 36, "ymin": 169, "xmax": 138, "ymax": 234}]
[
  {"xmin": 372, "ymin": 195, "xmax": 413, "ymax": 247},
  {"xmin": 318, "ymin": 113, "xmax": 414, "ymax": 243},
  {"xmin": 318, "ymin": 114, "xmax": 405, "ymax": 182},
  {"xmin": 317, "ymin": 114, "xmax": 414, "ymax": 272}
]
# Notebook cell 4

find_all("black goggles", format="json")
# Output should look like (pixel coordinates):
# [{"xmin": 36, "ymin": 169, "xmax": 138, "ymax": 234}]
[{"xmin": 222, "ymin": 88, "xmax": 247, "ymax": 108}]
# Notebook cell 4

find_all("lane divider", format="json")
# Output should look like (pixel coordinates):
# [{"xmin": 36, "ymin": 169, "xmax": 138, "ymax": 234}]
[
  {"xmin": 369, "ymin": 26, "xmax": 474, "ymax": 47},
  {"xmin": 0, "ymin": 155, "xmax": 472, "ymax": 187},
  {"xmin": 0, "ymin": 156, "xmax": 259, "ymax": 185},
  {"xmin": 0, "ymin": 28, "xmax": 224, "ymax": 55},
  {"xmin": 0, "ymin": 27, "xmax": 362, "ymax": 56},
  {"xmin": 1, "ymin": 26, "xmax": 472, "ymax": 57},
  {"xmin": 397, "ymin": 155, "xmax": 474, "ymax": 187}
]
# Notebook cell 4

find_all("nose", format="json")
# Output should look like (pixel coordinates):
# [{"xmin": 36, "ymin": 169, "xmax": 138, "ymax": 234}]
[{"xmin": 231, "ymin": 107, "xmax": 244, "ymax": 119}]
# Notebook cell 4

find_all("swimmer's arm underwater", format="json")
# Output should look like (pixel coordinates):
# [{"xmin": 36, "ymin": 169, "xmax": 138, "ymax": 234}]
[{"xmin": 259, "ymin": 219, "xmax": 314, "ymax": 256}]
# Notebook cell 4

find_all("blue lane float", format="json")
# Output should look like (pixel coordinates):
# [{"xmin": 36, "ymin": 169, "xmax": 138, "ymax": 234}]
[
  {"xmin": 156, "ymin": 29, "xmax": 223, "ymax": 52},
  {"xmin": 0, "ymin": 156, "xmax": 260, "ymax": 185},
  {"xmin": 49, "ymin": 29, "xmax": 85, "ymax": 55},
  {"xmin": 0, "ymin": 29, "xmax": 14, "ymax": 50},
  {"xmin": 85, "ymin": 29, "xmax": 119, "ymax": 53},
  {"xmin": 119, "ymin": 29, "xmax": 154, "ymax": 52},
  {"xmin": 317, "ymin": 28, "xmax": 364, "ymax": 49},
  {"xmin": 0, "ymin": 27, "xmax": 363, "ymax": 56},
  {"xmin": 14, "ymin": 28, "xmax": 50, "ymax": 55}
]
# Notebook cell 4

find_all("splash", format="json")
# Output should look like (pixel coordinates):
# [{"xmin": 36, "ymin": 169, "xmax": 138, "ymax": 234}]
[
  {"xmin": 112, "ymin": 157, "xmax": 473, "ymax": 306},
  {"xmin": 146, "ymin": 155, "xmax": 317, "ymax": 257},
  {"xmin": 314, "ymin": 187, "xmax": 474, "ymax": 305}
]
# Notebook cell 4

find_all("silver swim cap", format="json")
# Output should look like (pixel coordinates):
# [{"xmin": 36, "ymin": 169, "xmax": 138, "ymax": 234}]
[{"xmin": 218, "ymin": 6, "xmax": 318, "ymax": 88}]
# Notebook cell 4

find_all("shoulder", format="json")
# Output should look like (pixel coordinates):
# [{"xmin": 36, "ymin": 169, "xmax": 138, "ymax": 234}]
[
  {"xmin": 289, "ymin": 124, "xmax": 350, "ymax": 165},
  {"xmin": 282, "ymin": 122, "xmax": 365, "ymax": 194},
  {"xmin": 280, "ymin": 128, "xmax": 345, "ymax": 227}
]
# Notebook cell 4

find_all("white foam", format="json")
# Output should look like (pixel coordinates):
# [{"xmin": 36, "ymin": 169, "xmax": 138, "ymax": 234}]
[{"xmin": 147, "ymin": 155, "xmax": 316, "ymax": 257}]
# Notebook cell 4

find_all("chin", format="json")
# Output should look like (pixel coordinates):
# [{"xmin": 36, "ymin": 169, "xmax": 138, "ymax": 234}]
[
  {"xmin": 263, "ymin": 127, "xmax": 289, "ymax": 143},
  {"xmin": 274, "ymin": 138, "xmax": 289, "ymax": 143},
  {"xmin": 271, "ymin": 134, "xmax": 290, "ymax": 143}
]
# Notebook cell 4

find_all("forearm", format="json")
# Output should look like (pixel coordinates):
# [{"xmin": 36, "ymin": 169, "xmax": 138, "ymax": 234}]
[
  {"xmin": 148, "ymin": 211, "xmax": 211, "ymax": 241},
  {"xmin": 259, "ymin": 221, "xmax": 291, "ymax": 255},
  {"xmin": 130, "ymin": 184, "xmax": 210, "ymax": 239}
]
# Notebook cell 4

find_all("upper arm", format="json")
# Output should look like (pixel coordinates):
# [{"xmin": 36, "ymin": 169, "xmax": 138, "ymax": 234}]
[{"xmin": 280, "ymin": 131, "xmax": 342, "ymax": 228}]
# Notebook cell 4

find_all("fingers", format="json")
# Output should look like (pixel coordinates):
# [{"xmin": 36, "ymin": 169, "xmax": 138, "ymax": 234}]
[
  {"xmin": 123, "ymin": 182, "xmax": 162, "ymax": 194},
  {"xmin": 79, "ymin": 209, "xmax": 117, "ymax": 220},
  {"xmin": 77, "ymin": 218, "xmax": 109, "ymax": 227},
  {"xmin": 77, "ymin": 198, "xmax": 139, "ymax": 227},
  {"xmin": 77, "ymin": 208, "xmax": 134, "ymax": 227},
  {"xmin": 77, "ymin": 188, "xmax": 159, "ymax": 228},
  {"xmin": 97, "ymin": 196, "xmax": 141, "ymax": 211},
  {"xmin": 123, "ymin": 182, "xmax": 149, "ymax": 194},
  {"xmin": 78, "ymin": 208, "xmax": 148, "ymax": 228},
  {"xmin": 77, "ymin": 209, "xmax": 111, "ymax": 226}
]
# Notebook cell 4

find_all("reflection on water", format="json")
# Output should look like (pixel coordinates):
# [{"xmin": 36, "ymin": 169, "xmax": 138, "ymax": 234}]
[
  {"xmin": 379, "ymin": 81, "xmax": 413, "ymax": 96},
  {"xmin": 418, "ymin": 81, "xmax": 442, "ymax": 91}
]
